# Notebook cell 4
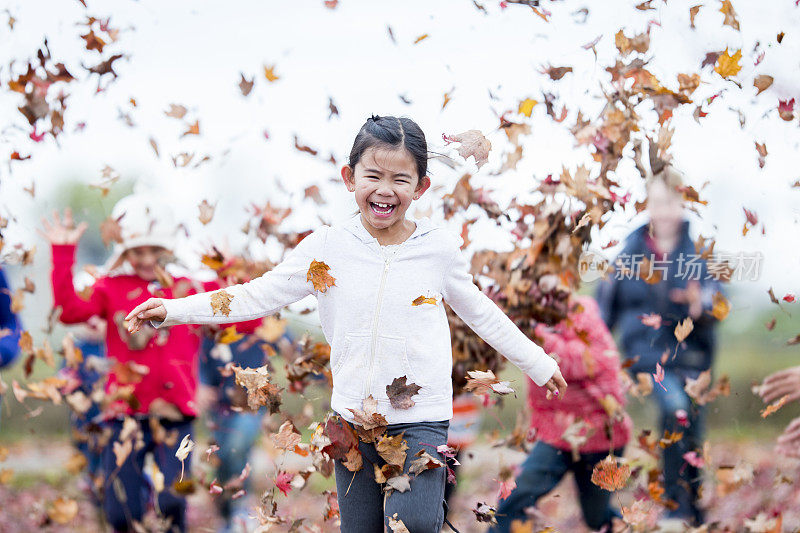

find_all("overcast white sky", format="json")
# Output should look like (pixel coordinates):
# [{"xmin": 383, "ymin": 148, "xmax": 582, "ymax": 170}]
[{"xmin": 1, "ymin": 0, "xmax": 799, "ymax": 327}]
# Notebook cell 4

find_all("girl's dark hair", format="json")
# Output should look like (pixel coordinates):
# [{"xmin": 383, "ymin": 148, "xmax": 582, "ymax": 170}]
[{"xmin": 348, "ymin": 114, "xmax": 428, "ymax": 181}]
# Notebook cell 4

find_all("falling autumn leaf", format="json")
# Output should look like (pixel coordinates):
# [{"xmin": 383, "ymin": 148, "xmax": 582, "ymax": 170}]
[
  {"xmin": 348, "ymin": 395, "xmax": 388, "ymax": 431},
  {"xmin": 307, "ymin": 260, "xmax": 336, "ymax": 293},
  {"xmin": 197, "ymin": 199, "xmax": 215, "ymax": 225},
  {"xmin": 386, "ymin": 376, "xmax": 422, "ymax": 410},
  {"xmin": 518, "ymin": 98, "xmax": 537, "ymax": 118},
  {"xmin": 47, "ymin": 497, "xmax": 79, "ymax": 524},
  {"xmin": 674, "ymin": 317, "xmax": 694, "ymax": 343},
  {"xmin": 238, "ymin": 73, "xmax": 254, "ymax": 96},
  {"xmin": 272, "ymin": 420, "xmax": 302, "ymax": 451},
  {"xmin": 443, "ymin": 130, "xmax": 492, "ymax": 169},
  {"xmin": 233, "ymin": 364, "xmax": 282, "ymax": 411},
  {"xmin": 263, "ymin": 64, "xmax": 280, "ymax": 82},
  {"xmin": 175, "ymin": 434, "xmax": 195, "ymax": 481},
  {"xmin": 714, "ymin": 48, "xmax": 742, "ymax": 78},
  {"xmin": 182, "ymin": 119, "xmax": 200, "ymax": 137},
  {"xmin": 754, "ymin": 75, "xmax": 773, "ymax": 95},
  {"xmin": 761, "ymin": 394, "xmax": 790, "ymax": 418},
  {"xmin": 413, "ymin": 33, "xmax": 429, "ymax": 44},
  {"xmin": 591, "ymin": 455, "xmax": 631, "ymax": 491},
  {"xmin": 719, "ymin": 0, "xmax": 740, "ymax": 31}
]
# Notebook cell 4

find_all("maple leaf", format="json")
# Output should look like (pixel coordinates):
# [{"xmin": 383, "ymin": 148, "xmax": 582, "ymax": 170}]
[
  {"xmin": 320, "ymin": 416, "xmax": 359, "ymax": 460},
  {"xmin": 386, "ymin": 376, "xmax": 422, "ymax": 410},
  {"xmin": 348, "ymin": 395, "xmax": 388, "ymax": 431},
  {"xmin": 408, "ymin": 449, "xmax": 445, "ymax": 476},
  {"xmin": 210, "ymin": 290, "xmax": 234, "ymax": 317},
  {"xmin": 274, "ymin": 471, "xmax": 293, "ymax": 496},
  {"xmin": 263, "ymin": 64, "xmax": 280, "ymax": 82},
  {"xmin": 590, "ymin": 455, "xmax": 631, "ymax": 491},
  {"xmin": 233, "ymin": 364, "xmax": 282, "ymax": 412},
  {"xmin": 217, "ymin": 325, "xmax": 243, "ymax": 344},
  {"xmin": 517, "ymin": 98, "xmax": 537, "ymax": 117},
  {"xmin": 376, "ymin": 432, "xmax": 409, "ymax": 469},
  {"xmin": 272, "ymin": 420, "xmax": 302, "ymax": 451},
  {"xmin": 182, "ymin": 120, "xmax": 200, "ymax": 137},
  {"xmin": 712, "ymin": 291, "xmax": 731, "ymax": 320},
  {"xmin": 714, "ymin": 48, "xmax": 742, "ymax": 78},
  {"xmin": 342, "ymin": 446, "xmax": 363, "ymax": 472},
  {"xmin": 443, "ymin": 130, "xmax": 492, "ymax": 169},
  {"xmin": 307, "ymin": 260, "xmax": 336, "ymax": 293},
  {"xmin": 165, "ymin": 103, "xmax": 188, "ymax": 119}
]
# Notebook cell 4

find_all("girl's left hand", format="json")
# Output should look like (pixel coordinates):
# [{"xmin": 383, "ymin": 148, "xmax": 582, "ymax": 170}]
[{"xmin": 545, "ymin": 367, "xmax": 567, "ymax": 400}]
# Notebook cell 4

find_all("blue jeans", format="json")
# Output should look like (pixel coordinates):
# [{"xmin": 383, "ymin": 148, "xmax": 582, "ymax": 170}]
[
  {"xmin": 334, "ymin": 418, "xmax": 449, "ymax": 532},
  {"xmin": 651, "ymin": 368, "xmax": 705, "ymax": 524},
  {"xmin": 492, "ymin": 442, "xmax": 624, "ymax": 532},
  {"xmin": 209, "ymin": 409, "xmax": 263, "ymax": 519},
  {"xmin": 101, "ymin": 417, "xmax": 193, "ymax": 532}
]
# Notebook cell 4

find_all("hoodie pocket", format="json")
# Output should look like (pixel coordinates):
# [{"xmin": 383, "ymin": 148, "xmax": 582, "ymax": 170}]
[
  {"xmin": 332, "ymin": 332, "xmax": 371, "ymax": 398},
  {"xmin": 373, "ymin": 334, "xmax": 425, "ymax": 399}
]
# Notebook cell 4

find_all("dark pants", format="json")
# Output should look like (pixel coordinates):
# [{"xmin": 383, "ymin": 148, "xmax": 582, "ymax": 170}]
[
  {"xmin": 492, "ymin": 442, "xmax": 624, "ymax": 532},
  {"xmin": 334, "ymin": 418, "xmax": 449, "ymax": 532},
  {"xmin": 652, "ymin": 368, "xmax": 706, "ymax": 524},
  {"xmin": 101, "ymin": 417, "xmax": 193, "ymax": 532}
]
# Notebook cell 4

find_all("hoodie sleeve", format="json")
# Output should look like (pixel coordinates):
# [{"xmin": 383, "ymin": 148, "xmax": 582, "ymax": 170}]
[
  {"xmin": 441, "ymin": 239, "xmax": 558, "ymax": 386},
  {"xmin": 0, "ymin": 268, "xmax": 21, "ymax": 368},
  {"xmin": 51, "ymin": 244, "xmax": 107, "ymax": 324},
  {"xmin": 152, "ymin": 227, "xmax": 328, "ymax": 328}
]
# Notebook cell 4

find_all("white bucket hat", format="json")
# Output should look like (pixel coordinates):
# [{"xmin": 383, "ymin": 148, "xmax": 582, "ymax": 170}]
[{"xmin": 102, "ymin": 193, "xmax": 178, "ymax": 272}]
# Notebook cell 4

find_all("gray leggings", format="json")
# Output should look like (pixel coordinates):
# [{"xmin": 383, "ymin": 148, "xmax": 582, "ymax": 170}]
[{"xmin": 334, "ymin": 418, "xmax": 450, "ymax": 532}]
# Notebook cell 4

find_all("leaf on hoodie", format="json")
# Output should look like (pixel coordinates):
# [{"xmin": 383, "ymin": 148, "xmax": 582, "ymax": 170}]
[
  {"xmin": 591, "ymin": 455, "xmax": 630, "ymax": 491},
  {"xmin": 348, "ymin": 395, "xmax": 388, "ymax": 431},
  {"xmin": 761, "ymin": 394, "xmax": 790, "ymax": 418},
  {"xmin": 386, "ymin": 376, "xmax": 422, "ymax": 410},
  {"xmin": 210, "ymin": 290, "xmax": 234, "ymax": 317},
  {"xmin": 443, "ymin": 130, "xmax": 492, "ymax": 169},
  {"xmin": 233, "ymin": 364, "xmax": 282, "ymax": 412},
  {"xmin": 463, "ymin": 370, "xmax": 515, "ymax": 396},
  {"xmin": 411, "ymin": 295, "xmax": 437, "ymax": 306},
  {"xmin": 307, "ymin": 260, "xmax": 336, "ymax": 293}
]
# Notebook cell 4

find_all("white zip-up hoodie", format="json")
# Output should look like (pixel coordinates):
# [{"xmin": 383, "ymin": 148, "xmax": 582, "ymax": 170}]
[{"xmin": 153, "ymin": 214, "xmax": 558, "ymax": 424}]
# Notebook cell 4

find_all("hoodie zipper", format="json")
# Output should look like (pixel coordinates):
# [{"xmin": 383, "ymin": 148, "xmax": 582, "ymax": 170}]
[{"xmin": 365, "ymin": 246, "xmax": 400, "ymax": 398}]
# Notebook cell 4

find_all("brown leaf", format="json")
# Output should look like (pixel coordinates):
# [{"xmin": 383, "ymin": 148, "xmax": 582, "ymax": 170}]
[
  {"xmin": 233, "ymin": 364, "xmax": 282, "ymax": 411},
  {"xmin": 348, "ymin": 395, "xmax": 388, "ymax": 431},
  {"xmin": 210, "ymin": 290, "xmax": 234, "ymax": 317},
  {"xmin": 342, "ymin": 446, "xmax": 363, "ymax": 472},
  {"xmin": 376, "ymin": 432, "xmax": 408, "ymax": 468},
  {"xmin": 386, "ymin": 376, "xmax": 422, "ymax": 410},
  {"xmin": 165, "ymin": 104, "xmax": 188, "ymax": 119},
  {"xmin": 272, "ymin": 420, "xmax": 302, "ymax": 451},
  {"xmin": 307, "ymin": 260, "xmax": 336, "ymax": 293},
  {"xmin": 443, "ymin": 130, "xmax": 492, "ymax": 169},
  {"xmin": 238, "ymin": 73, "xmax": 254, "ymax": 96},
  {"xmin": 408, "ymin": 449, "xmax": 444, "ymax": 476},
  {"xmin": 198, "ymin": 199, "xmax": 215, "ymax": 225},
  {"xmin": 689, "ymin": 5, "xmax": 701, "ymax": 28},
  {"xmin": 719, "ymin": 0, "xmax": 740, "ymax": 31},
  {"xmin": 754, "ymin": 75, "xmax": 774, "ymax": 95},
  {"xmin": 182, "ymin": 120, "xmax": 200, "ymax": 137},
  {"xmin": 674, "ymin": 317, "xmax": 694, "ymax": 343},
  {"xmin": 47, "ymin": 497, "xmax": 78, "ymax": 524}
]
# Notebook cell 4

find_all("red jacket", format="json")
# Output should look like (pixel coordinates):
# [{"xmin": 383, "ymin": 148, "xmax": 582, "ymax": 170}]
[
  {"xmin": 52, "ymin": 244, "xmax": 260, "ymax": 418},
  {"xmin": 528, "ymin": 296, "xmax": 632, "ymax": 453}
]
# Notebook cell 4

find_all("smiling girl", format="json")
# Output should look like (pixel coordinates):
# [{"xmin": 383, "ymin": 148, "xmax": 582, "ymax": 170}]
[{"xmin": 126, "ymin": 114, "xmax": 567, "ymax": 532}]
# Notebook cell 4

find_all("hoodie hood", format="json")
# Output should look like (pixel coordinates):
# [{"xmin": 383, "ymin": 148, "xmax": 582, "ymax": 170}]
[{"xmin": 343, "ymin": 212, "xmax": 437, "ymax": 244}]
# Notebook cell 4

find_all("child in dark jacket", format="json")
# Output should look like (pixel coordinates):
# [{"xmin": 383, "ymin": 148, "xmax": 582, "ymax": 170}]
[
  {"xmin": 0, "ymin": 266, "xmax": 22, "ymax": 429},
  {"xmin": 41, "ymin": 195, "xmax": 259, "ymax": 533},
  {"xmin": 493, "ymin": 295, "xmax": 631, "ymax": 532}
]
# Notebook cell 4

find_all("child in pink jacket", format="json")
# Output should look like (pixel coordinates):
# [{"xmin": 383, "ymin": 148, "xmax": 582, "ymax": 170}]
[{"xmin": 493, "ymin": 295, "xmax": 632, "ymax": 532}]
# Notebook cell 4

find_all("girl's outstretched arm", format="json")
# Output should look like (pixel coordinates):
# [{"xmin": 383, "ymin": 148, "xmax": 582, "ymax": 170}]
[
  {"xmin": 441, "ymin": 241, "xmax": 566, "ymax": 397},
  {"xmin": 126, "ymin": 227, "xmax": 329, "ymax": 333}
]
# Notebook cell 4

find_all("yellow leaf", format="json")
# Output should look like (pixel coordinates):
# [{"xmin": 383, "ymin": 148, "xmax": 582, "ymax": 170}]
[
  {"xmin": 413, "ymin": 33, "xmax": 429, "ymax": 44},
  {"xmin": 412, "ymin": 295, "xmax": 437, "ymax": 306},
  {"xmin": 307, "ymin": 260, "xmax": 336, "ymax": 293},
  {"xmin": 263, "ymin": 64, "xmax": 280, "ymax": 82},
  {"xmin": 517, "ymin": 98, "xmax": 537, "ymax": 118},
  {"xmin": 711, "ymin": 291, "xmax": 730, "ymax": 320},
  {"xmin": 47, "ymin": 497, "xmax": 78, "ymax": 525},
  {"xmin": 719, "ymin": 0, "xmax": 740, "ymax": 31},
  {"xmin": 218, "ymin": 326, "xmax": 243, "ymax": 344},
  {"xmin": 714, "ymin": 48, "xmax": 742, "ymax": 78}
]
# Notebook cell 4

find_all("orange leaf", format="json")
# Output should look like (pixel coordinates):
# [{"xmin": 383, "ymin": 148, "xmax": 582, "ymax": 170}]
[
  {"xmin": 590, "ymin": 455, "xmax": 630, "ymax": 491},
  {"xmin": 412, "ymin": 295, "xmax": 437, "ymax": 306},
  {"xmin": 761, "ymin": 394, "xmax": 790, "ymax": 418},
  {"xmin": 307, "ymin": 260, "xmax": 336, "ymax": 293}
]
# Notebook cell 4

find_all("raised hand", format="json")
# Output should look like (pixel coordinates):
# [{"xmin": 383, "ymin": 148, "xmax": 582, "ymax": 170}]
[
  {"xmin": 545, "ymin": 366, "xmax": 567, "ymax": 400},
  {"xmin": 776, "ymin": 416, "xmax": 800, "ymax": 458},
  {"xmin": 38, "ymin": 207, "xmax": 89, "ymax": 245},
  {"xmin": 125, "ymin": 298, "xmax": 167, "ymax": 333},
  {"xmin": 758, "ymin": 366, "xmax": 800, "ymax": 405}
]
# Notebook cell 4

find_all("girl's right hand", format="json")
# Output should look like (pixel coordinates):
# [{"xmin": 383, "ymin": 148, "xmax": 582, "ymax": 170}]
[
  {"xmin": 38, "ymin": 207, "xmax": 88, "ymax": 245},
  {"xmin": 545, "ymin": 367, "xmax": 567, "ymax": 400},
  {"xmin": 125, "ymin": 298, "xmax": 167, "ymax": 333}
]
